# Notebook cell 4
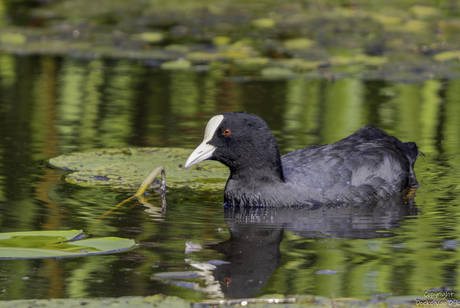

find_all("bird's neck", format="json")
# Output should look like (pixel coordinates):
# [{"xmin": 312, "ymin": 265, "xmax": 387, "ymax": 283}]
[
  {"xmin": 224, "ymin": 165, "xmax": 286, "ymax": 206},
  {"xmin": 228, "ymin": 154, "xmax": 285, "ymax": 185}
]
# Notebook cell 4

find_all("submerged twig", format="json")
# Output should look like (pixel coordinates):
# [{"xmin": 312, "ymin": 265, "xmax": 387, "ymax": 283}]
[{"xmin": 90, "ymin": 166, "xmax": 166, "ymax": 230}]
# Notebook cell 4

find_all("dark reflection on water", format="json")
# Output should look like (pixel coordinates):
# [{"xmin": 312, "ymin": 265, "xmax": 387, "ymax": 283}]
[
  {"xmin": 0, "ymin": 53, "xmax": 459, "ymax": 300},
  {"xmin": 210, "ymin": 223, "xmax": 284, "ymax": 299},
  {"xmin": 225, "ymin": 193, "xmax": 417, "ymax": 239},
  {"xmin": 211, "ymin": 194, "xmax": 416, "ymax": 298}
]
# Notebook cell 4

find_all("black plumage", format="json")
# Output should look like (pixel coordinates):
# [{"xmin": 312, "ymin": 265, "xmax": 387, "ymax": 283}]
[{"xmin": 185, "ymin": 112, "xmax": 419, "ymax": 207}]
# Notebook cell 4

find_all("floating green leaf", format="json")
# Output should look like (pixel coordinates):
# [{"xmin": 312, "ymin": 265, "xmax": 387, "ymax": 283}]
[
  {"xmin": 0, "ymin": 33, "xmax": 26, "ymax": 46},
  {"xmin": 212, "ymin": 36, "xmax": 231, "ymax": 46},
  {"xmin": 276, "ymin": 59, "xmax": 321, "ymax": 71},
  {"xmin": 252, "ymin": 18, "xmax": 275, "ymax": 28},
  {"xmin": 0, "ymin": 230, "xmax": 83, "ymax": 241},
  {"xmin": 261, "ymin": 67, "xmax": 294, "ymax": 78},
  {"xmin": 186, "ymin": 52, "xmax": 221, "ymax": 62},
  {"xmin": 164, "ymin": 44, "xmax": 190, "ymax": 53},
  {"xmin": 329, "ymin": 56, "xmax": 353, "ymax": 66},
  {"xmin": 132, "ymin": 32, "xmax": 164, "ymax": 43},
  {"xmin": 48, "ymin": 147, "xmax": 228, "ymax": 191},
  {"xmin": 433, "ymin": 50, "xmax": 460, "ymax": 62},
  {"xmin": 410, "ymin": 5, "xmax": 440, "ymax": 19},
  {"xmin": 0, "ymin": 230, "xmax": 136, "ymax": 259},
  {"xmin": 354, "ymin": 54, "xmax": 388, "ymax": 66},
  {"xmin": 160, "ymin": 60, "xmax": 192, "ymax": 70},
  {"xmin": 233, "ymin": 57, "xmax": 270, "ymax": 67},
  {"xmin": 283, "ymin": 38, "xmax": 316, "ymax": 50}
]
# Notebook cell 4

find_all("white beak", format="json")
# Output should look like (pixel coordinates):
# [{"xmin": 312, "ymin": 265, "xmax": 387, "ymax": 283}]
[{"xmin": 185, "ymin": 115, "xmax": 224, "ymax": 169}]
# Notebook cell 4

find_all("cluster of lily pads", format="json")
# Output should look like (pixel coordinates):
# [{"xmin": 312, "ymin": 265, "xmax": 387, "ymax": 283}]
[{"xmin": 1, "ymin": 0, "xmax": 460, "ymax": 79}]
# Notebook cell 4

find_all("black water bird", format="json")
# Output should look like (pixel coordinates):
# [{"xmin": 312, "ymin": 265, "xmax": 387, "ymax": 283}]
[{"xmin": 185, "ymin": 112, "xmax": 419, "ymax": 207}]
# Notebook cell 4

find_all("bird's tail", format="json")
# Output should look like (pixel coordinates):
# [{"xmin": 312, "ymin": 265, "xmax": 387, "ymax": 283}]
[{"xmin": 404, "ymin": 141, "xmax": 421, "ymax": 187}]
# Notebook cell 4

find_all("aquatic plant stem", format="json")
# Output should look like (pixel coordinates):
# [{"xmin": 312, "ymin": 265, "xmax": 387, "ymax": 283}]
[
  {"xmin": 137, "ymin": 166, "xmax": 166, "ymax": 196},
  {"xmin": 91, "ymin": 167, "xmax": 166, "ymax": 230}
]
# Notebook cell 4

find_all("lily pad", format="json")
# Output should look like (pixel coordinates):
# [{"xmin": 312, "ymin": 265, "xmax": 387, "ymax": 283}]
[
  {"xmin": 283, "ymin": 38, "xmax": 316, "ymax": 50},
  {"xmin": 160, "ymin": 60, "xmax": 192, "ymax": 70},
  {"xmin": 132, "ymin": 32, "xmax": 164, "ymax": 43},
  {"xmin": 433, "ymin": 50, "xmax": 460, "ymax": 62},
  {"xmin": 410, "ymin": 5, "xmax": 440, "ymax": 19},
  {"xmin": 354, "ymin": 54, "xmax": 388, "ymax": 66},
  {"xmin": 186, "ymin": 52, "xmax": 221, "ymax": 62},
  {"xmin": 48, "ymin": 147, "xmax": 228, "ymax": 191},
  {"xmin": 261, "ymin": 67, "xmax": 294, "ymax": 78},
  {"xmin": 252, "ymin": 18, "xmax": 275, "ymax": 28},
  {"xmin": 233, "ymin": 57, "xmax": 270, "ymax": 67},
  {"xmin": 0, "ymin": 230, "xmax": 136, "ymax": 259},
  {"xmin": 212, "ymin": 36, "xmax": 231, "ymax": 46},
  {"xmin": 0, "ymin": 33, "xmax": 26, "ymax": 46}
]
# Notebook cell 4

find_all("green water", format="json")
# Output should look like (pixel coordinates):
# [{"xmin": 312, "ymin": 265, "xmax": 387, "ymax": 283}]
[{"xmin": 0, "ymin": 53, "xmax": 458, "ymax": 301}]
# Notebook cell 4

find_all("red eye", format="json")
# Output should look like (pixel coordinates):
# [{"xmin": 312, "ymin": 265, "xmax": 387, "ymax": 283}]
[{"xmin": 223, "ymin": 129, "xmax": 231, "ymax": 136}]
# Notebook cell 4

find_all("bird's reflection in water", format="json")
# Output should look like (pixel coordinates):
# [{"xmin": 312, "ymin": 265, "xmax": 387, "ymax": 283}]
[{"xmin": 208, "ymin": 193, "xmax": 417, "ymax": 298}]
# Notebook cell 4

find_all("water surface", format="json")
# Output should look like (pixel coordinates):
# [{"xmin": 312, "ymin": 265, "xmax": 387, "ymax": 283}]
[{"xmin": 0, "ymin": 53, "xmax": 458, "ymax": 301}]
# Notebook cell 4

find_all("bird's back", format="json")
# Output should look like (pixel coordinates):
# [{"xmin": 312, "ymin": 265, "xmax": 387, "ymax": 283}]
[{"xmin": 281, "ymin": 125, "xmax": 419, "ymax": 204}]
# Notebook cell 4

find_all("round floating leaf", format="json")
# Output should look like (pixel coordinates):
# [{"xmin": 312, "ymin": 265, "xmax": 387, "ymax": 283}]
[
  {"xmin": 276, "ymin": 59, "xmax": 321, "ymax": 71},
  {"xmin": 401, "ymin": 20, "xmax": 429, "ymax": 33},
  {"xmin": 233, "ymin": 57, "xmax": 270, "ymax": 67},
  {"xmin": 48, "ymin": 147, "xmax": 228, "ymax": 191},
  {"xmin": 410, "ymin": 5, "xmax": 440, "ymax": 19},
  {"xmin": 212, "ymin": 36, "xmax": 231, "ymax": 45},
  {"xmin": 373, "ymin": 14, "xmax": 402, "ymax": 26},
  {"xmin": 354, "ymin": 55, "xmax": 388, "ymax": 66},
  {"xmin": 261, "ymin": 67, "xmax": 294, "ymax": 78},
  {"xmin": 0, "ymin": 33, "xmax": 26, "ymax": 46},
  {"xmin": 0, "ymin": 230, "xmax": 83, "ymax": 241},
  {"xmin": 433, "ymin": 50, "xmax": 460, "ymax": 62},
  {"xmin": 252, "ymin": 18, "xmax": 275, "ymax": 28},
  {"xmin": 329, "ymin": 56, "xmax": 353, "ymax": 66},
  {"xmin": 283, "ymin": 38, "xmax": 316, "ymax": 50},
  {"xmin": 132, "ymin": 32, "xmax": 164, "ymax": 43},
  {"xmin": 186, "ymin": 52, "xmax": 221, "ymax": 62},
  {"xmin": 0, "ymin": 230, "xmax": 136, "ymax": 259},
  {"xmin": 161, "ymin": 60, "xmax": 192, "ymax": 70},
  {"xmin": 164, "ymin": 44, "xmax": 190, "ymax": 53}
]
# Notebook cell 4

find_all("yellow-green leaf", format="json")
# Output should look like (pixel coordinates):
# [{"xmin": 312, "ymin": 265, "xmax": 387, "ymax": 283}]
[
  {"xmin": 161, "ymin": 60, "xmax": 192, "ymax": 70},
  {"xmin": 0, "ymin": 230, "xmax": 136, "ymax": 259},
  {"xmin": 283, "ymin": 38, "xmax": 316, "ymax": 50},
  {"xmin": 132, "ymin": 32, "xmax": 164, "ymax": 43},
  {"xmin": 433, "ymin": 50, "xmax": 460, "ymax": 62}
]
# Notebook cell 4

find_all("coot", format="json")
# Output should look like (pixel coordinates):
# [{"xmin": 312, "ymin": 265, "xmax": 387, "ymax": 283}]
[{"xmin": 185, "ymin": 112, "xmax": 419, "ymax": 207}]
